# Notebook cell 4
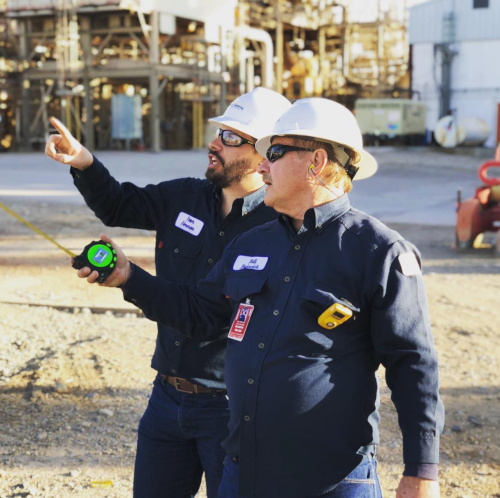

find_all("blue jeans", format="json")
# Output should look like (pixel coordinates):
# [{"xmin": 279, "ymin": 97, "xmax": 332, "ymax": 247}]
[
  {"xmin": 133, "ymin": 374, "xmax": 230, "ymax": 498},
  {"xmin": 218, "ymin": 452, "xmax": 382, "ymax": 498}
]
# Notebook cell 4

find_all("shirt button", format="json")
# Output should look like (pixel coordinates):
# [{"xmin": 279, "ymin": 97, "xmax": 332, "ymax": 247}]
[
  {"xmin": 244, "ymin": 415, "xmax": 250, "ymax": 422},
  {"xmin": 219, "ymin": 231, "xmax": 225, "ymax": 236},
  {"xmin": 273, "ymin": 310, "xmax": 279, "ymax": 316},
  {"xmin": 318, "ymin": 224, "xmax": 322, "ymax": 229},
  {"xmin": 247, "ymin": 378, "xmax": 254, "ymax": 385},
  {"xmin": 284, "ymin": 276, "xmax": 290, "ymax": 282},
  {"xmin": 208, "ymin": 258, "xmax": 214, "ymax": 264},
  {"xmin": 174, "ymin": 248, "xmax": 179, "ymax": 253},
  {"xmin": 258, "ymin": 343, "xmax": 265, "ymax": 349},
  {"xmin": 295, "ymin": 244, "xmax": 301, "ymax": 250},
  {"xmin": 175, "ymin": 341, "xmax": 180, "ymax": 346}
]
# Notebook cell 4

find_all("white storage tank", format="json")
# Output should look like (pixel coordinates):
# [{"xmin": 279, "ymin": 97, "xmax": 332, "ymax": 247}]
[{"xmin": 433, "ymin": 116, "xmax": 491, "ymax": 148}]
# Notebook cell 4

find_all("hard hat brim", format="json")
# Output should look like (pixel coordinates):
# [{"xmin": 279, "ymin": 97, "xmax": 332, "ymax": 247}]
[
  {"xmin": 208, "ymin": 116, "xmax": 257, "ymax": 141},
  {"xmin": 256, "ymin": 132, "xmax": 378, "ymax": 181}
]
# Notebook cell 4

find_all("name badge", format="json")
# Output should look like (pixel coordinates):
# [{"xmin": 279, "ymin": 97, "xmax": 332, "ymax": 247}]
[
  {"xmin": 233, "ymin": 255, "xmax": 268, "ymax": 271},
  {"xmin": 228, "ymin": 303, "xmax": 254, "ymax": 341},
  {"xmin": 175, "ymin": 212, "xmax": 204, "ymax": 236}
]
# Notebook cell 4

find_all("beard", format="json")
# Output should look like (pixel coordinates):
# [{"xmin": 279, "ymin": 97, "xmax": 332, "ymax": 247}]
[{"xmin": 205, "ymin": 152, "xmax": 253, "ymax": 189}]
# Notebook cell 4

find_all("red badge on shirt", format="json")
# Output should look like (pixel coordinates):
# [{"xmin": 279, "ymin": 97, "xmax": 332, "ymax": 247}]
[{"xmin": 228, "ymin": 303, "xmax": 254, "ymax": 341}]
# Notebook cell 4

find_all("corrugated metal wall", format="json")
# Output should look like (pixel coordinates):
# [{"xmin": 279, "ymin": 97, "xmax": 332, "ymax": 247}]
[
  {"xmin": 409, "ymin": 0, "xmax": 500, "ymax": 44},
  {"xmin": 411, "ymin": 40, "xmax": 500, "ymax": 147}
]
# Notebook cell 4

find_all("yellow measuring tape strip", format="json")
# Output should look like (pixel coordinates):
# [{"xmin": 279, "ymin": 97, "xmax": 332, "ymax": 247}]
[{"xmin": 0, "ymin": 200, "xmax": 76, "ymax": 258}]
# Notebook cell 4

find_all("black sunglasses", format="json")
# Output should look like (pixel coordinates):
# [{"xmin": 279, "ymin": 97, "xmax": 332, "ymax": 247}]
[
  {"xmin": 216, "ymin": 128, "xmax": 255, "ymax": 147},
  {"xmin": 266, "ymin": 144, "xmax": 316, "ymax": 163}
]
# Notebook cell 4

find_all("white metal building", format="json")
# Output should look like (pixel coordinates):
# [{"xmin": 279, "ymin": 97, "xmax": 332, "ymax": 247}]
[{"xmin": 409, "ymin": 0, "xmax": 500, "ymax": 147}]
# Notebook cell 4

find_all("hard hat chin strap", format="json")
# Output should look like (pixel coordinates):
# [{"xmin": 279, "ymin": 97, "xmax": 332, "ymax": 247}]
[
  {"xmin": 344, "ymin": 161, "xmax": 359, "ymax": 180},
  {"xmin": 332, "ymin": 143, "xmax": 359, "ymax": 180}
]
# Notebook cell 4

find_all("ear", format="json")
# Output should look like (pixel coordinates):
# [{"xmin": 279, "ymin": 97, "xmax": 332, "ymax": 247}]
[{"xmin": 309, "ymin": 148, "xmax": 329, "ymax": 175}]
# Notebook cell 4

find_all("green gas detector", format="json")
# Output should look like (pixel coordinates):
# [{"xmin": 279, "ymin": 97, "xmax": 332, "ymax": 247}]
[{"xmin": 72, "ymin": 240, "xmax": 118, "ymax": 283}]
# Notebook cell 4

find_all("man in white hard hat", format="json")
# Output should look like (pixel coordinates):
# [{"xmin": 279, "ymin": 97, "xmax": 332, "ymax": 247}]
[
  {"xmin": 78, "ymin": 98, "xmax": 443, "ymax": 497},
  {"xmin": 45, "ymin": 87, "xmax": 292, "ymax": 498}
]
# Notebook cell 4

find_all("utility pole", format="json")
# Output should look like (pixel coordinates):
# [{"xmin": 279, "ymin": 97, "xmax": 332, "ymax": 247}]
[
  {"xmin": 149, "ymin": 9, "xmax": 161, "ymax": 152},
  {"xmin": 56, "ymin": 0, "xmax": 80, "ymax": 139},
  {"xmin": 19, "ymin": 19, "xmax": 31, "ymax": 151},
  {"xmin": 80, "ymin": 15, "xmax": 94, "ymax": 150},
  {"xmin": 437, "ymin": 9, "xmax": 457, "ymax": 117},
  {"xmin": 275, "ymin": 0, "xmax": 283, "ymax": 94}
]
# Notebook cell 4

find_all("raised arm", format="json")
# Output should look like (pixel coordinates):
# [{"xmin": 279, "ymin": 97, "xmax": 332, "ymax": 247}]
[
  {"xmin": 45, "ymin": 117, "xmax": 165, "ymax": 230},
  {"xmin": 45, "ymin": 117, "xmax": 94, "ymax": 170}
]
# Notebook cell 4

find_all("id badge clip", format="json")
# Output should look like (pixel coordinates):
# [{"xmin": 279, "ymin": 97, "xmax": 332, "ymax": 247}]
[
  {"xmin": 318, "ymin": 302, "xmax": 352, "ymax": 330},
  {"xmin": 228, "ymin": 299, "xmax": 254, "ymax": 341}
]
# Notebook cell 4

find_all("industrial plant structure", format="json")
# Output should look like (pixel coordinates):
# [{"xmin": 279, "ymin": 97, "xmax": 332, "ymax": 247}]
[{"xmin": 0, "ymin": 0, "xmax": 411, "ymax": 152}]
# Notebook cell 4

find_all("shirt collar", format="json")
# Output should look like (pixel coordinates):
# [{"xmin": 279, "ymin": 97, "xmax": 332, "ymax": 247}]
[
  {"xmin": 212, "ymin": 186, "xmax": 222, "ymax": 206},
  {"xmin": 242, "ymin": 185, "xmax": 267, "ymax": 216},
  {"xmin": 212, "ymin": 184, "xmax": 266, "ymax": 217},
  {"xmin": 313, "ymin": 194, "xmax": 351, "ymax": 228},
  {"xmin": 292, "ymin": 194, "xmax": 351, "ymax": 234}
]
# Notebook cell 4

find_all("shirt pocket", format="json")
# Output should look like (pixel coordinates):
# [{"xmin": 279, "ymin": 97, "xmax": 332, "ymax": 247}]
[
  {"xmin": 222, "ymin": 273, "xmax": 268, "ymax": 304},
  {"xmin": 158, "ymin": 236, "xmax": 203, "ymax": 282},
  {"xmin": 300, "ymin": 281, "xmax": 360, "ymax": 327},
  {"xmin": 170, "ymin": 238, "xmax": 202, "ymax": 259},
  {"xmin": 299, "ymin": 282, "xmax": 363, "ymax": 355}
]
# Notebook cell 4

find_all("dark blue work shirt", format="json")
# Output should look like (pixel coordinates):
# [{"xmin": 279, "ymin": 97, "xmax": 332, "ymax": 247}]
[
  {"xmin": 71, "ymin": 156, "xmax": 277, "ymax": 389},
  {"xmin": 122, "ymin": 193, "xmax": 444, "ymax": 497}
]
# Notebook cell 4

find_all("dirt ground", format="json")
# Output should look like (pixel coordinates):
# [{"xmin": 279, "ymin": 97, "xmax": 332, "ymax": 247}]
[{"xmin": 0, "ymin": 199, "xmax": 499, "ymax": 498}]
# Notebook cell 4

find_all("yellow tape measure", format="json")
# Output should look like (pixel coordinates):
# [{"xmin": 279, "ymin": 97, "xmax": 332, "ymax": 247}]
[
  {"xmin": 0, "ymin": 200, "xmax": 76, "ymax": 257},
  {"xmin": 1, "ymin": 200, "xmax": 117, "ymax": 283}
]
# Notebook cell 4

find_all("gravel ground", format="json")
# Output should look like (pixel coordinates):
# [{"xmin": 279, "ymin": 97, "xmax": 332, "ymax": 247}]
[{"xmin": 1, "ymin": 180, "xmax": 500, "ymax": 497}]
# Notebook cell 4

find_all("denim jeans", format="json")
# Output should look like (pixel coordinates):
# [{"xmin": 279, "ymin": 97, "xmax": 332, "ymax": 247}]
[
  {"xmin": 133, "ymin": 374, "xmax": 230, "ymax": 498},
  {"xmin": 218, "ymin": 452, "xmax": 382, "ymax": 498}
]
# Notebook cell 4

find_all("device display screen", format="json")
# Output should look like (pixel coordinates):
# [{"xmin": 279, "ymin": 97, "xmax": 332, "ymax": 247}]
[{"xmin": 92, "ymin": 248, "xmax": 110, "ymax": 264}]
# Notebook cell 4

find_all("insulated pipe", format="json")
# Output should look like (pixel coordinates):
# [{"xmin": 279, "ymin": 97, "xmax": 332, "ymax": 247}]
[{"xmin": 235, "ymin": 26, "xmax": 274, "ymax": 90}]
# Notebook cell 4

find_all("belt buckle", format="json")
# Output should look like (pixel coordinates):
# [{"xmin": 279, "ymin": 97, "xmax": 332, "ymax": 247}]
[{"xmin": 174, "ymin": 377, "xmax": 197, "ymax": 394}]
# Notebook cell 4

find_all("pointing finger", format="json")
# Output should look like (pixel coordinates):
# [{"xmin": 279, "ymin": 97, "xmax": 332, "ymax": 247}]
[{"xmin": 49, "ymin": 116, "xmax": 73, "ymax": 140}]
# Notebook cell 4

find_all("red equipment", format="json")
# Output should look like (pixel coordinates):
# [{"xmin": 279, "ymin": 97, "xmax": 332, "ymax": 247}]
[{"xmin": 456, "ymin": 160, "xmax": 500, "ymax": 249}]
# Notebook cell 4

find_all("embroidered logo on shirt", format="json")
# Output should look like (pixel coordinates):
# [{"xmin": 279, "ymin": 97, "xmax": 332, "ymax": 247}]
[
  {"xmin": 174, "ymin": 212, "xmax": 204, "ymax": 236},
  {"xmin": 398, "ymin": 252, "xmax": 422, "ymax": 276},
  {"xmin": 233, "ymin": 255, "xmax": 268, "ymax": 271}
]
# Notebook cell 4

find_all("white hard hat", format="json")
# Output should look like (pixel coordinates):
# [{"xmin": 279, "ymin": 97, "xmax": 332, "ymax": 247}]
[
  {"xmin": 209, "ymin": 87, "xmax": 292, "ymax": 141},
  {"xmin": 255, "ymin": 98, "xmax": 377, "ymax": 180}
]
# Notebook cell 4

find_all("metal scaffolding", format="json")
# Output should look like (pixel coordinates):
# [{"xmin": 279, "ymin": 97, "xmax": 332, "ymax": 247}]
[{"xmin": 1, "ymin": 0, "xmax": 412, "ymax": 152}]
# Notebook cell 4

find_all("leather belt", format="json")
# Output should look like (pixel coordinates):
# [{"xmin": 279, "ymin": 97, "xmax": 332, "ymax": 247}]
[{"xmin": 161, "ymin": 374, "xmax": 226, "ymax": 394}]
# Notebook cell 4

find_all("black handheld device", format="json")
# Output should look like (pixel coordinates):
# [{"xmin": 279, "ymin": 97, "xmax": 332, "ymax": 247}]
[{"xmin": 72, "ymin": 240, "xmax": 117, "ymax": 283}]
